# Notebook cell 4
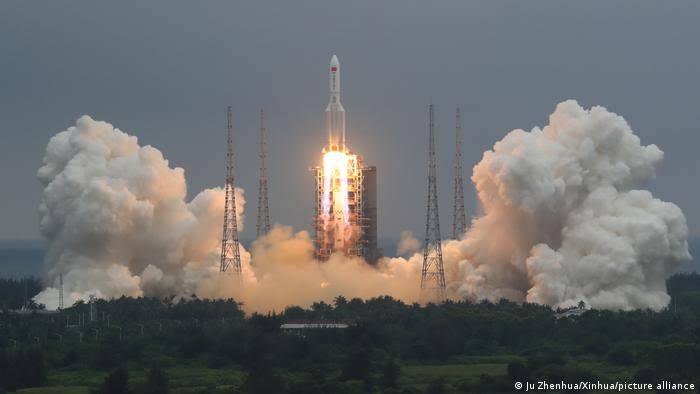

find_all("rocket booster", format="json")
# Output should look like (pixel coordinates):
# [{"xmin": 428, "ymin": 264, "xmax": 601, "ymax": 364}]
[{"xmin": 325, "ymin": 54, "xmax": 346, "ymax": 151}]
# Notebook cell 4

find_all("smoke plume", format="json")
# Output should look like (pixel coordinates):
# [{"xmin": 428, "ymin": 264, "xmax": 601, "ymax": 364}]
[
  {"xmin": 397, "ymin": 230, "xmax": 421, "ymax": 256},
  {"xmin": 33, "ymin": 115, "xmax": 420, "ymax": 311},
  {"xmin": 456, "ymin": 100, "xmax": 690, "ymax": 310},
  {"xmin": 35, "ymin": 101, "xmax": 689, "ymax": 312}
]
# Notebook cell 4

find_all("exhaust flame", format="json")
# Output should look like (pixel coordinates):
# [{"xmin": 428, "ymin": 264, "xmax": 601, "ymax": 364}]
[
  {"xmin": 321, "ymin": 150, "xmax": 350, "ymax": 226},
  {"xmin": 315, "ymin": 147, "xmax": 363, "ymax": 259}
]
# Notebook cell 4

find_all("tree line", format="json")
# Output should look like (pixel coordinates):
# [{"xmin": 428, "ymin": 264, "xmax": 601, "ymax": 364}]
[{"xmin": 0, "ymin": 273, "xmax": 699, "ymax": 392}]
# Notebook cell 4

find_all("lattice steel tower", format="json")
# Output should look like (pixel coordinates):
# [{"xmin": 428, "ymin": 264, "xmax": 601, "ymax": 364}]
[
  {"xmin": 58, "ymin": 273, "xmax": 64, "ymax": 310},
  {"xmin": 219, "ymin": 106, "xmax": 242, "ymax": 275},
  {"xmin": 89, "ymin": 295, "xmax": 97, "ymax": 322},
  {"xmin": 421, "ymin": 104, "xmax": 446, "ymax": 303},
  {"xmin": 452, "ymin": 108, "xmax": 467, "ymax": 239},
  {"xmin": 256, "ymin": 109, "xmax": 270, "ymax": 238}
]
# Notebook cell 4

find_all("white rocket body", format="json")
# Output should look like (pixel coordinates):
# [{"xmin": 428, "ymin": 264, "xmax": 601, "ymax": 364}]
[{"xmin": 325, "ymin": 54, "xmax": 345, "ymax": 151}]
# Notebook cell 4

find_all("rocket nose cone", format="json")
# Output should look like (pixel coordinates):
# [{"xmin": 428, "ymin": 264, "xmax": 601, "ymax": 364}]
[{"xmin": 330, "ymin": 55, "xmax": 339, "ymax": 67}]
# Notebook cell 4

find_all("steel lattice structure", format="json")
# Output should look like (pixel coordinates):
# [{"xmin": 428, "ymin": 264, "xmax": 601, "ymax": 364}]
[
  {"xmin": 452, "ymin": 108, "xmax": 467, "ymax": 239},
  {"xmin": 219, "ymin": 106, "xmax": 242, "ymax": 275},
  {"xmin": 313, "ymin": 154, "xmax": 364, "ymax": 260},
  {"xmin": 421, "ymin": 104, "xmax": 446, "ymax": 303},
  {"xmin": 256, "ymin": 109, "xmax": 270, "ymax": 238},
  {"xmin": 58, "ymin": 273, "xmax": 64, "ymax": 310}
]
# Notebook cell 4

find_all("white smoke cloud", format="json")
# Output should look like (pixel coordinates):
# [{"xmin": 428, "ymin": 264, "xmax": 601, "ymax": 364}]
[
  {"xmin": 35, "ymin": 101, "xmax": 690, "ymax": 312},
  {"xmin": 34, "ymin": 115, "xmax": 419, "ymax": 311},
  {"xmin": 397, "ymin": 230, "xmax": 421, "ymax": 256},
  {"xmin": 194, "ymin": 225, "xmax": 423, "ymax": 312},
  {"xmin": 34, "ymin": 116, "xmax": 245, "ymax": 308},
  {"xmin": 456, "ymin": 100, "xmax": 690, "ymax": 310}
]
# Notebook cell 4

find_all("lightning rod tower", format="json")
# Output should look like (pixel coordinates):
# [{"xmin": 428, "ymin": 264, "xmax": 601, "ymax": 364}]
[
  {"xmin": 219, "ymin": 106, "xmax": 242, "ymax": 275},
  {"xmin": 89, "ymin": 295, "xmax": 96, "ymax": 322},
  {"xmin": 452, "ymin": 108, "xmax": 467, "ymax": 239},
  {"xmin": 58, "ymin": 273, "xmax": 64, "ymax": 310},
  {"xmin": 256, "ymin": 109, "xmax": 270, "ymax": 238},
  {"xmin": 421, "ymin": 104, "xmax": 446, "ymax": 303}
]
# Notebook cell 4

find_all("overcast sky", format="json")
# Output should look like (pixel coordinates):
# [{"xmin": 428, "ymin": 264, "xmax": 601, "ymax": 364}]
[{"xmin": 1, "ymin": 1, "xmax": 699, "ymax": 244}]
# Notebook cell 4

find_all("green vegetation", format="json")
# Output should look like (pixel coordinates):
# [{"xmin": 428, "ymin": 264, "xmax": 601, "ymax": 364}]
[
  {"xmin": 0, "ymin": 277, "xmax": 42, "ymax": 310},
  {"xmin": 1, "ymin": 273, "xmax": 700, "ymax": 393}
]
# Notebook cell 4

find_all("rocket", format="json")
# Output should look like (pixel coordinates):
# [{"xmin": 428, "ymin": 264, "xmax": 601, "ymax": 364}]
[{"xmin": 325, "ymin": 54, "xmax": 346, "ymax": 151}]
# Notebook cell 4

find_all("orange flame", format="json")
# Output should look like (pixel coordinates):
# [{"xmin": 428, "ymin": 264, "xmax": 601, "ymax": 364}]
[{"xmin": 321, "ymin": 150, "xmax": 350, "ymax": 225}]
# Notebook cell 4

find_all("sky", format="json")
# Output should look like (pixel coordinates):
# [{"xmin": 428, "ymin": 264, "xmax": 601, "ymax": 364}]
[{"xmin": 1, "ymin": 1, "xmax": 699, "ymax": 246}]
